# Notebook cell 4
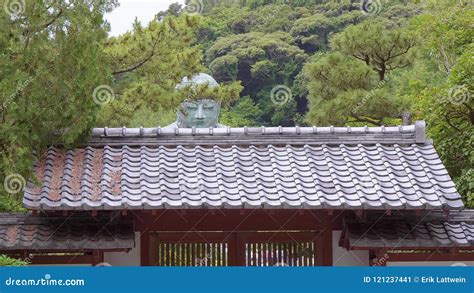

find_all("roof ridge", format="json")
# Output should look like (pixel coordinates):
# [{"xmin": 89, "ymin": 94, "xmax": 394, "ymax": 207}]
[
  {"xmin": 92, "ymin": 122, "xmax": 423, "ymax": 136},
  {"xmin": 88, "ymin": 121, "xmax": 426, "ymax": 146}
]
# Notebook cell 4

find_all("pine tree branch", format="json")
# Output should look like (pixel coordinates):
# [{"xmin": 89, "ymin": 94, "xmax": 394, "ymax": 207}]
[{"xmin": 112, "ymin": 38, "xmax": 159, "ymax": 76}]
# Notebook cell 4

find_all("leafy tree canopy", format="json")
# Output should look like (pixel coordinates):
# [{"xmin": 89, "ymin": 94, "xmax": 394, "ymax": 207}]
[
  {"xmin": 302, "ymin": 18, "xmax": 417, "ymax": 126},
  {"xmin": 1, "ymin": 0, "xmax": 472, "ymax": 211},
  {"xmin": 408, "ymin": 3, "xmax": 473, "ymax": 206},
  {"xmin": 97, "ymin": 15, "xmax": 201, "ymax": 127},
  {"xmin": 0, "ymin": 0, "xmax": 116, "ymax": 203}
]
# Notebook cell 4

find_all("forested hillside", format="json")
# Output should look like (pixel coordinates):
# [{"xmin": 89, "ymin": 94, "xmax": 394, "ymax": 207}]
[
  {"xmin": 0, "ymin": 0, "xmax": 472, "ymax": 211},
  {"xmin": 104, "ymin": 0, "xmax": 474, "ymax": 205}
]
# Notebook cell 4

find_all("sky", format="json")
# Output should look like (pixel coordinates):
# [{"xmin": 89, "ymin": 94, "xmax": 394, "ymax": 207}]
[{"xmin": 105, "ymin": 0, "xmax": 186, "ymax": 36}]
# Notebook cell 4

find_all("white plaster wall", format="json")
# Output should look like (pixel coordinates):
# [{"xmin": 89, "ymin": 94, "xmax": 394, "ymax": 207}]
[
  {"xmin": 388, "ymin": 261, "xmax": 474, "ymax": 267},
  {"xmin": 332, "ymin": 230, "xmax": 370, "ymax": 266},
  {"xmin": 104, "ymin": 232, "xmax": 141, "ymax": 266}
]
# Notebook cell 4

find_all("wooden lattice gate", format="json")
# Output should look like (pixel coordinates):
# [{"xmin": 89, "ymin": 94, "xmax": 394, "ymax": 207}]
[
  {"xmin": 150, "ymin": 232, "xmax": 229, "ymax": 266},
  {"xmin": 149, "ymin": 232, "xmax": 321, "ymax": 266}
]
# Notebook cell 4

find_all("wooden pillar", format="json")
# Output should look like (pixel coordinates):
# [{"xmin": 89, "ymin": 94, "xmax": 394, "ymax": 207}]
[
  {"xmin": 315, "ymin": 227, "xmax": 333, "ymax": 266},
  {"xmin": 321, "ymin": 227, "xmax": 333, "ymax": 266},
  {"xmin": 369, "ymin": 250, "xmax": 376, "ymax": 266},
  {"xmin": 369, "ymin": 250, "xmax": 389, "ymax": 266},
  {"xmin": 140, "ymin": 230, "xmax": 151, "ymax": 266},
  {"xmin": 92, "ymin": 251, "xmax": 104, "ymax": 266},
  {"xmin": 228, "ymin": 232, "xmax": 237, "ymax": 266},
  {"xmin": 228, "ymin": 232, "xmax": 246, "ymax": 266}
]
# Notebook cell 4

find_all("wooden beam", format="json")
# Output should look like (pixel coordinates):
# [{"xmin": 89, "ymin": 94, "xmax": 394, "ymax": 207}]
[
  {"xmin": 355, "ymin": 210, "xmax": 365, "ymax": 222},
  {"xmin": 153, "ymin": 232, "xmax": 230, "ymax": 243},
  {"xmin": 30, "ymin": 255, "xmax": 100, "ymax": 265},
  {"xmin": 134, "ymin": 210, "xmax": 326, "ymax": 231},
  {"xmin": 152, "ymin": 232, "xmax": 320, "ymax": 245},
  {"xmin": 241, "ymin": 231, "xmax": 319, "ymax": 242},
  {"xmin": 1, "ymin": 250, "xmax": 129, "ymax": 263}
]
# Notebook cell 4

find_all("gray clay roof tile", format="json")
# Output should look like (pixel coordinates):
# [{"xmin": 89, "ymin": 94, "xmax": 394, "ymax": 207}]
[{"xmin": 23, "ymin": 122, "xmax": 463, "ymax": 210}]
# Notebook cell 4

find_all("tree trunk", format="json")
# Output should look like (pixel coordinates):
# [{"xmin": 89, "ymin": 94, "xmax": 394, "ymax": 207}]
[{"xmin": 378, "ymin": 64, "xmax": 386, "ymax": 81}]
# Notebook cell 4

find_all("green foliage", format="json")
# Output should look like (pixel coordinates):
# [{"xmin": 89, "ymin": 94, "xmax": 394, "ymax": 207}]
[
  {"xmin": 330, "ymin": 19, "xmax": 417, "ymax": 81},
  {"xmin": 230, "ymin": 4, "xmax": 302, "ymax": 34},
  {"xmin": 196, "ymin": 4, "xmax": 246, "ymax": 50},
  {"xmin": 380, "ymin": 3, "xmax": 423, "ymax": 26},
  {"xmin": 220, "ymin": 96, "xmax": 263, "ymax": 126},
  {"xmin": 0, "ymin": 254, "xmax": 28, "ymax": 267},
  {"xmin": 0, "ymin": 0, "xmax": 116, "ymax": 206},
  {"xmin": 0, "ymin": 0, "xmax": 472, "ymax": 211},
  {"xmin": 410, "ymin": 2, "xmax": 473, "ymax": 75},
  {"xmin": 409, "ymin": 3, "xmax": 474, "ymax": 206},
  {"xmin": 106, "ymin": 15, "xmax": 203, "ymax": 87},
  {"xmin": 290, "ymin": 10, "xmax": 363, "ymax": 53},
  {"xmin": 303, "ymin": 52, "xmax": 373, "ymax": 125},
  {"xmin": 175, "ymin": 81, "xmax": 243, "ymax": 108},
  {"xmin": 197, "ymin": 0, "xmax": 374, "ymax": 126},
  {"xmin": 206, "ymin": 31, "xmax": 306, "ymax": 125},
  {"xmin": 302, "ymin": 18, "xmax": 417, "ymax": 125},
  {"xmin": 95, "ymin": 14, "xmax": 242, "ymax": 127},
  {"xmin": 0, "ymin": 195, "xmax": 25, "ymax": 212}
]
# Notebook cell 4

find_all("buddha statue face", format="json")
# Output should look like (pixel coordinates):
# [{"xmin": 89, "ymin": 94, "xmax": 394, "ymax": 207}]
[{"xmin": 177, "ymin": 99, "xmax": 221, "ymax": 128}]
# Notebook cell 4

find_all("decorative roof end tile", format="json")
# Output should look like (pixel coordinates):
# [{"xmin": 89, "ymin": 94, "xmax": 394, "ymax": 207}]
[{"xmin": 415, "ymin": 120, "xmax": 426, "ymax": 144}]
